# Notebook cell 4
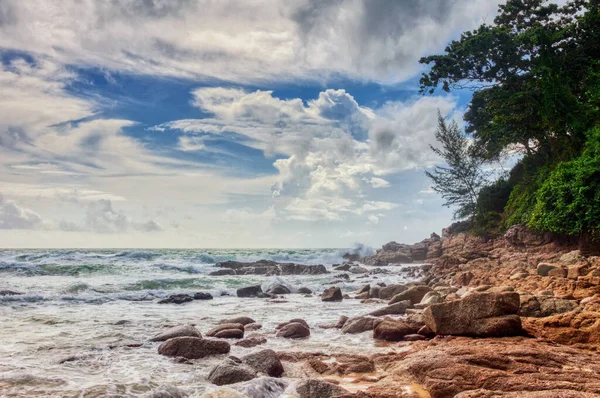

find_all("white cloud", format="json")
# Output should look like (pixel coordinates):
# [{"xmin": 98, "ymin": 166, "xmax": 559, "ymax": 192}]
[
  {"xmin": 0, "ymin": 0, "xmax": 499, "ymax": 84},
  {"xmin": 0, "ymin": 194, "xmax": 44, "ymax": 230},
  {"xmin": 162, "ymin": 88, "xmax": 452, "ymax": 223}
]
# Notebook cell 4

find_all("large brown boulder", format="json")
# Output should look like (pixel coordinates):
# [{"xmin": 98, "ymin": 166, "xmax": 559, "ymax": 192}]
[
  {"xmin": 367, "ymin": 300, "xmax": 412, "ymax": 317},
  {"xmin": 373, "ymin": 318, "xmax": 423, "ymax": 341},
  {"xmin": 389, "ymin": 285, "xmax": 431, "ymax": 304},
  {"xmin": 378, "ymin": 284, "xmax": 409, "ymax": 300},
  {"xmin": 207, "ymin": 358, "xmax": 257, "ymax": 385},
  {"xmin": 149, "ymin": 325, "xmax": 202, "ymax": 342},
  {"xmin": 206, "ymin": 323, "xmax": 244, "ymax": 337},
  {"xmin": 340, "ymin": 316, "xmax": 383, "ymax": 334},
  {"xmin": 423, "ymin": 292, "xmax": 522, "ymax": 337},
  {"xmin": 157, "ymin": 337, "xmax": 230, "ymax": 359},
  {"xmin": 241, "ymin": 349, "xmax": 284, "ymax": 377},
  {"xmin": 321, "ymin": 287, "xmax": 343, "ymax": 302},
  {"xmin": 276, "ymin": 322, "xmax": 310, "ymax": 339}
]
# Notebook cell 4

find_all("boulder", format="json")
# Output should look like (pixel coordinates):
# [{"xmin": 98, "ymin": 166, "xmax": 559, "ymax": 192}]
[
  {"xmin": 214, "ymin": 329, "xmax": 244, "ymax": 339},
  {"xmin": 321, "ymin": 287, "xmax": 343, "ymax": 302},
  {"xmin": 548, "ymin": 267, "xmax": 568, "ymax": 278},
  {"xmin": 378, "ymin": 284, "xmax": 409, "ymax": 300},
  {"xmin": 349, "ymin": 266, "xmax": 369, "ymax": 274},
  {"xmin": 368, "ymin": 286, "xmax": 381, "ymax": 298},
  {"xmin": 207, "ymin": 323, "xmax": 245, "ymax": 337},
  {"xmin": 150, "ymin": 325, "xmax": 202, "ymax": 342},
  {"xmin": 158, "ymin": 294, "xmax": 194, "ymax": 304},
  {"xmin": 194, "ymin": 292, "xmax": 213, "ymax": 300},
  {"xmin": 237, "ymin": 285, "xmax": 263, "ymax": 298},
  {"xmin": 537, "ymin": 263, "xmax": 559, "ymax": 277},
  {"xmin": 419, "ymin": 291, "xmax": 443, "ymax": 306},
  {"xmin": 219, "ymin": 317, "xmax": 256, "ymax": 326},
  {"xmin": 241, "ymin": 349, "xmax": 284, "ymax": 377},
  {"xmin": 244, "ymin": 323, "xmax": 262, "ymax": 331},
  {"xmin": 295, "ymin": 379, "xmax": 349, "ymax": 398},
  {"xmin": 423, "ymin": 292, "xmax": 523, "ymax": 337},
  {"xmin": 234, "ymin": 335, "xmax": 267, "ymax": 348},
  {"xmin": 267, "ymin": 284, "xmax": 291, "ymax": 295},
  {"xmin": 208, "ymin": 358, "xmax": 257, "ymax": 386},
  {"xmin": 373, "ymin": 318, "xmax": 422, "ymax": 341},
  {"xmin": 297, "ymin": 287, "xmax": 312, "ymax": 294},
  {"xmin": 157, "ymin": 337, "xmax": 230, "ymax": 359},
  {"xmin": 276, "ymin": 322, "xmax": 310, "ymax": 339},
  {"xmin": 368, "ymin": 300, "xmax": 412, "ymax": 317},
  {"xmin": 276, "ymin": 318, "xmax": 309, "ymax": 330},
  {"xmin": 341, "ymin": 316, "xmax": 383, "ymax": 334},
  {"xmin": 389, "ymin": 285, "xmax": 432, "ymax": 304},
  {"xmin": 357, "ymin": 284, "xmax": 371, "ymax": 294},
  {"xmin": 209, "ymin": 269, "xmax": 236, "ymax": 276}
]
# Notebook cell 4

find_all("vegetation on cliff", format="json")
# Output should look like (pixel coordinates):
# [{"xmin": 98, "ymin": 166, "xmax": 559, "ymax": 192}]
[{"xmin": 422, "ymin": 0, "xmax": 600, "ymax": 237}]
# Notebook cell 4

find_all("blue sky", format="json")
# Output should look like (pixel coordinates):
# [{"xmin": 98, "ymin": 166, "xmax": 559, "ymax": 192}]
[{"xmin": 0, "ymin": 0, "xmax": 505, "ymax": 248}]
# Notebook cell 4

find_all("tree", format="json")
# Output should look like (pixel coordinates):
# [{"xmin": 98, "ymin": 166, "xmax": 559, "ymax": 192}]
[
  {"xmin": 425, "ymin": 114, "xmax": 489, "ymax": 220},
  {"xmin": 419, "ymin": 0, "xmax": 600, "ymax": 162}
]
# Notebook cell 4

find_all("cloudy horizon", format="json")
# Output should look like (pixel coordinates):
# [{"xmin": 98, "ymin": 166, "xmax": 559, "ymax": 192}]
[{"xmin": 0, "ymin": 0, "xmax": 507, "ymax": 248}]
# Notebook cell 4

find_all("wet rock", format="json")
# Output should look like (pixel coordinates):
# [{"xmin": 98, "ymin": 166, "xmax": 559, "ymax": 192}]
[
  {"xmin": 144, "ymin": 384, "xmax": 187, "ymax": 398},
  {"xmin": 207, "ymin": 323, "xmax": 244, "ymax": 337},
  {"xmin": 404, "ymin": 334, "xmax": 426, "ymax": 341},
  {"xmin": 367, "ymin": 300, "xmax": 412, "ymax": 317},
  {"xmin": 150, "ymin": 325, "xmax": 202, "ymax": 342},
  {"xmin": 234, "ymin": 377, "xmax": 289, "ymax": 398},
  {"xmin": 237, "ymin": 285, "xmax": 263, "ymax": 298},
  {"xmin": 209, "ymin": 269, "xmax": 236, "ymax": 276},
  {"xmin": 158, "ymin": 294, "xmax": 194, "ymax": 304},
  {"xmin": 373, "ymin": 318, "xmax": 422, "ymax": 341},
  {"xmin": 341, "ymin": 316, "xmax": 383, "ymax": 334},
  {"xmin": 354, "ymin": 292, "xmax": 369, "ymax": 300},
  {"xmin": 423, "ymin": 292, "xmax": 522, "ymax": 337},
  {"xmin": 357, "ymin": 284, "xmax": 370, "ymax": 294},
  {"xmin": 276, "ymin": 318, "xmax": 309, "ymax": 330},
  {"xmin": 389, "ymin": 285, "xmax": 432, "ymax": 305},
  {"xmin": 234, "ymin": 335, "xmax": 267, "ymax": 348},
  {"xmin": 343, "ymin": 252, "xmax": 361, "ymax": 261},
  {"xmin": 241, "ymin": 349, "xmax": 284, "ymax": 377},
  {"xmin": 194, "ymin": 292, "xmax": 213, "ymax": 300},
  {"xmin": 215, "ymin": 260, "xmax": 328, "ymax": 276},
  {"xmin": 214, "ymin": 329, "xmax": 244, "ymax": 339},
  {"xmin": 267, "ymin": 284, "xmax": 291, "ymax": 295},
  {"xmin": 275, "ymin": 322, "xmax": 310, "ymax": 339},
  {"xmin": 295, "ymin": 379, "xmax": 349, "ymax": 398},
  {"xmin": 333, "ymin": 263, "xmax": 352, "ymax": 271},
  {"xmin": 219, "ymin": 317, "xmax": 256, "ymax": 326},
  {"xmin": 0, "ymin": 290, "xmax": 24, "ymax": 296},
  {"xmin": 157, "ymin": 337, "xmax": 230, "ymax": 359},
  {"xmin": 208, "ymin": 358, "xmax": 257, "ymax": 386},
  {"xmin": 244, "ymin": 323, "xmax": 262, "ymax": 331},
  {"xmin": 378, "ymin": 284, "xmax": 409, "ymax": 300},
  {"xmin": 349, "ymin": 266, "xmax": 369, "ymax": 274},
  {"xmin": 297, "ymin": 287, "xmax": 312, "ymax": 294},
  {"xmin": 279, "ymin": 263, "xmax": 328, "ymax": 275},
  {"xmin": 368, "ymin": 286, "xmax": 380, "ymax": 298},
  {"xmin": 321, "ymin": 287, "xmax": 343, "ymax": 302}
]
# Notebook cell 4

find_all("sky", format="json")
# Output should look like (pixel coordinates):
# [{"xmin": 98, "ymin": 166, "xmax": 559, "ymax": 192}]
[{"xmin": 0, "ymin": 0, "xmax": 506, "ymax": 248}]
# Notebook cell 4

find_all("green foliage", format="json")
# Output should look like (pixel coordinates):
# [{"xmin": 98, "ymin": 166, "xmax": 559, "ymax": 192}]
[
  {"xmin": 421, "ymin": 0, "xmax": 600, "ymax": 237},
  {"xmin": 528, "ymin": 127, "xmax": 600, "ymax": 235},
  {"xmin": 425, "ymin": 114, "xmax": 489, "ymax": 220}
]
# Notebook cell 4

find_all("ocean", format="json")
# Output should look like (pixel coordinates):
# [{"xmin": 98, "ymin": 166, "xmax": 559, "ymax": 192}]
[{"xmin": 0, "ymin": 248, "xmax": 418, "ymax": 397}]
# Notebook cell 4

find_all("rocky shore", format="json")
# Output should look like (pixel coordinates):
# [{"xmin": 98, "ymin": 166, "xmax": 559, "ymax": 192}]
[{"xmin": 140, "ymin": 225, "xmax": 600, "ymax": 398}]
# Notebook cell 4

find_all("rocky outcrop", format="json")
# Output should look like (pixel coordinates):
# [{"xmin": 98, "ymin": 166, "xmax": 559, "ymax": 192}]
[
  {"xmin": 157, "ymin": 294, "xmax": 194, "ymax": 304},
  {"xmin": 211, "ymin": 260, "xmax": 328, "ymax": 276},
  {"xmin": 236, "ymin": 285, "xmax": 262, "ymax": 298},
  {"xmin": 360, "ymin": 233, "xmax": 441, "ymax": 265},
  {"xmin": 423, "ymin": 292, "xmax": 523, "ymax": 337},
  {"xmin": 157, "ymin": 337, "xmax": 230, "ymax": 359},
  {"xmin": 388, "ymin": 285, "xmax": 431, "ymax": 304}
]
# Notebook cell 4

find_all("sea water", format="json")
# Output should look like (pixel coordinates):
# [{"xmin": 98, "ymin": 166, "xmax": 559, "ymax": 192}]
[{"xmin": 0, "ymin": 248, "xmax": 419, "ymax": 397}]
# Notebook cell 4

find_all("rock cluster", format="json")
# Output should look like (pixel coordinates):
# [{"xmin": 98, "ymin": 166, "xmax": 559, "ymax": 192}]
[{"xmin": 210, "ymin": 260, "xmax": 328, "ymax": 276}]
